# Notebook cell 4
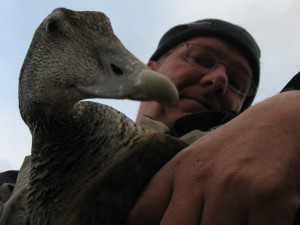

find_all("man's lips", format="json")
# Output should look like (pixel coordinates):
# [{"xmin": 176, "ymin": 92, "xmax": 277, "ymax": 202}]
[
  {"xmin": 177, "ymin": 98, "xmax": 207, "ymax": 113},
  {"xmin": 179, "ymin": 94, "xmax": 215, "ymax": 110}
]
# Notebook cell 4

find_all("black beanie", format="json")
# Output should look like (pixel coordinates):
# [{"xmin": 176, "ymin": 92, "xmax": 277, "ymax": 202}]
[{"xmin": 150, "ymin": 19, "xmax": 261, "ymax": 111}]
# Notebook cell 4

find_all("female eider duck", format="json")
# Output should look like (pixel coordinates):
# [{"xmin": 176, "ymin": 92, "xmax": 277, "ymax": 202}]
[{"xmin": 18, "ymin": 8, "xmax": 186, "ymax": 225}]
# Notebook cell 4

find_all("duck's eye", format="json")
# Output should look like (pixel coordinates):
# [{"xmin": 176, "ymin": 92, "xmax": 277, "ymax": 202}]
[
  {"xmin": 44, "ymin": 19, "xmax": 59, "ymax": 32},
  {"xmin": 111, "ymin": 64, "xmax": 123, "ymax": 76}
]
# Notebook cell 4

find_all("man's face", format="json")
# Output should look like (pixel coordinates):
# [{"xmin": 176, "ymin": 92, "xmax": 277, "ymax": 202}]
[{"xmin": 136, "ymin": 36, "xmax": 253, "ymax": 127}]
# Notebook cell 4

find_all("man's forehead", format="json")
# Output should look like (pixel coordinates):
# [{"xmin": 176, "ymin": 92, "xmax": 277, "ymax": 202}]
[
  {"xmin": 174, "ymin": 37, "xmax": 237, "ymax": 60},
  {"xmin": 185, "ymin": 36, "xmax": 238, "ymax": 52}
]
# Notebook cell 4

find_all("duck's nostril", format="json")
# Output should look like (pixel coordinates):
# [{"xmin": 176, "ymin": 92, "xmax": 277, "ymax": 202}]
[{"xmin": 111, "ymin": 64, "xmax": 123, "ymax": 76}]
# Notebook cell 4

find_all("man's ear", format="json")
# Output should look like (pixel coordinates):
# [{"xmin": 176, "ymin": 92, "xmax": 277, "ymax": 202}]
[{"xmin": 147, "ymin": 61, "xmax": 158, "ymax": 71}]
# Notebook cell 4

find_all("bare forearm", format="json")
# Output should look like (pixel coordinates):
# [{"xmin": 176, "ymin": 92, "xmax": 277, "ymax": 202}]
[{"xmin": 128, "ymin": 90, "xmax": 300, "ymax": 225}]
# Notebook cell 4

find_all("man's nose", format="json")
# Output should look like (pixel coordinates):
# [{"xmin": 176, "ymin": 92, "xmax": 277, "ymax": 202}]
[{"xmin": 199, "ymin": 65, "xmax": 228, "ymax": 95}]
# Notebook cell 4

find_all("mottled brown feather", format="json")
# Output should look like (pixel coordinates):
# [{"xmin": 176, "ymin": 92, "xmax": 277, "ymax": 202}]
[{"xmin": 18, "ymin": 8, "xmax": 185, "ymax": 225}]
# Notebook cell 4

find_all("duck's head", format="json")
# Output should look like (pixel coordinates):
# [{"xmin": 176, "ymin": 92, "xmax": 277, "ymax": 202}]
[{"xmin": 19, "ymin": 8, "xmax": 178, "ymax": 119}]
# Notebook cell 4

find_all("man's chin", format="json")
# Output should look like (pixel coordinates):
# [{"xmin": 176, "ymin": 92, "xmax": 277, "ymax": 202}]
[{"xmin": 165, "ymin": 109, "xmax": 202, "ymax": 128}]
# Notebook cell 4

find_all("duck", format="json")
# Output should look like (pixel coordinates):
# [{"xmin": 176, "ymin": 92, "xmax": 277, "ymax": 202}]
[{"xmin": 18, "ymin": 8, "xmax": 186, "ymax": 225}]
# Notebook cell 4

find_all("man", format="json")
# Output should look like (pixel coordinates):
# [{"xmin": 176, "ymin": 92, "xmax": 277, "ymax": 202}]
[
  {"xmin": 127, "ymin": 19, "xmax": 300, "ymax": 225},
  {"xmin": 135, "ymin": 19, "xmax": 259, "ymax": 137}
]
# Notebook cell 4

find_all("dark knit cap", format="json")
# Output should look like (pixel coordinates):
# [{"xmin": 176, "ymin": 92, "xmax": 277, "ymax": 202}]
[{"xmin": 150, "ymin": 19, "xmax": 261, "ymax": 111}]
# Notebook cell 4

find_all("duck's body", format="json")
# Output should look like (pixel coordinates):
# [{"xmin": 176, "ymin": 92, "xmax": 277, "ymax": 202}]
[
  {"xmin": 19, "ymin": 8, "xmax": 186, "ymax": 225},
  {"xmin": 28, "ymin": 101, "xmax": 185, "ymax": 225}
]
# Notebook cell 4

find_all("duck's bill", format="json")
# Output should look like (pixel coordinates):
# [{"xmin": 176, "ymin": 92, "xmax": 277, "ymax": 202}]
[
  {"xmin": 77, "ymin": 38, "xmax": 179, "ymax": 106},
  {"xmin": 77, "ymin": 69, "xmax": 178, "ymax": 106}
]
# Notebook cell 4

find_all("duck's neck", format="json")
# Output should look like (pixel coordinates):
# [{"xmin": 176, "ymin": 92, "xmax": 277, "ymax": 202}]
[{"xmin": 28, "ymin": 101, "xmax": 144, "ymax": 225}]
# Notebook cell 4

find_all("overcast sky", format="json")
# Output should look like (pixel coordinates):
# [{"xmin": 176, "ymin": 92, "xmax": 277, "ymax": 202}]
[{"xmin": 1, "ymin": 0, "xmax": 300, "ymax": 171}]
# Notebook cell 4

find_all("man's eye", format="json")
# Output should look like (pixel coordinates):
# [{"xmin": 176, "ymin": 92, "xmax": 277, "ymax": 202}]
[
  {"xmin": 228, "ymin": 70, "xmax": 250, "ymax": 93},
  {"xmin": 228, "ymin": 77, "xmax": 242, "ymax": 89},
  {"xmin": 192, "ymin": 56, "xmax": 214, "ymax": 69}
]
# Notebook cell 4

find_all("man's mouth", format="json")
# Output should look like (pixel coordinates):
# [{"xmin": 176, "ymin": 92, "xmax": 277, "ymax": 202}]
[{"xmin": 179, "ymin": 94, "xmax": 215, "ymax": 111}]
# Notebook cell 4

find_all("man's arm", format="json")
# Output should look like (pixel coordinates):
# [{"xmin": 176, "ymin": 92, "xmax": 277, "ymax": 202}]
[{"xmin": 128, "ymin": 90, "xmax": 300, "ymax": 225}]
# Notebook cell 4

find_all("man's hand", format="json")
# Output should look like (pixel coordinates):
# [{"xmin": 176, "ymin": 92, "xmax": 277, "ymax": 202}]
[{"xmin": 127, "ymin": 91, "xmax": 300, "ymax": 225}]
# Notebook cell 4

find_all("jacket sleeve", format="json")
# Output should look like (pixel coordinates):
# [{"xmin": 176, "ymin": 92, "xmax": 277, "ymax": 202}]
[
  {"xmin": 0, "ymin": 170, "xmax": 18, "ymax": 208},
  {"xmin": 0, "ymin": 156, "xmax": 31, "ymax": 225},
  {"xmin": 281, "ymin": 72, "xmax": 300, "ymax": 92}
]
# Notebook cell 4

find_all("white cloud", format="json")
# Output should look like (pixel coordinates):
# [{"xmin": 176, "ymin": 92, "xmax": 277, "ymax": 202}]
[
  {"xmin": 0, "ymin": 160, "xmax": 14, "ymax": 172},
  {"xmin": 0, "ymin": 108, "xmax": 31, "ymax": 171}
]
